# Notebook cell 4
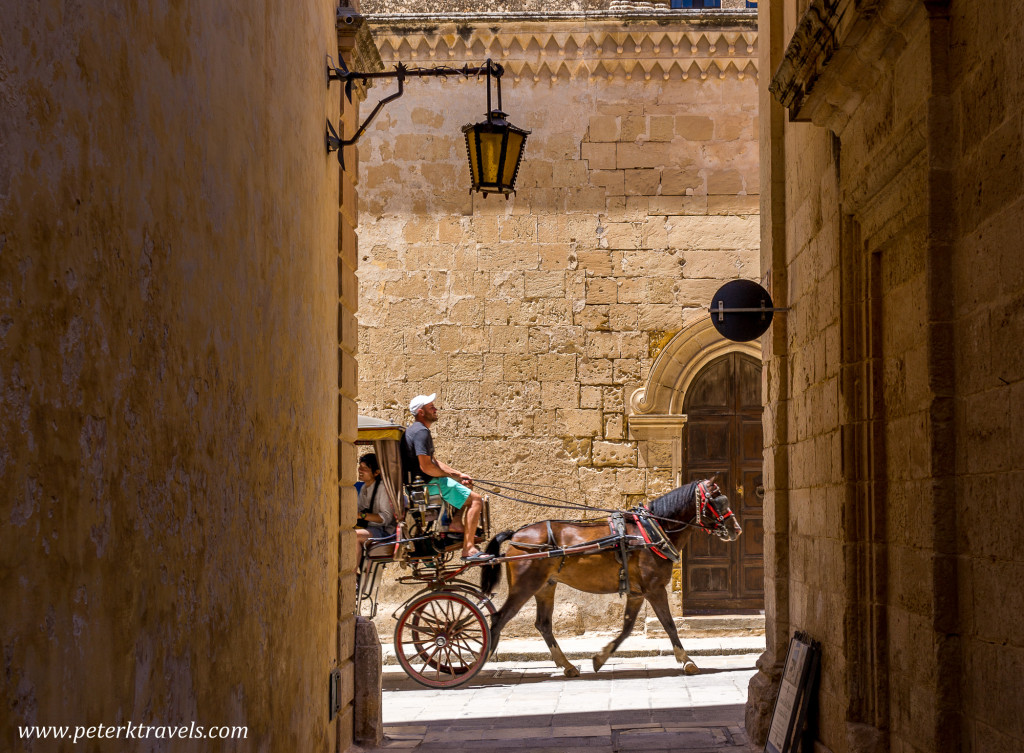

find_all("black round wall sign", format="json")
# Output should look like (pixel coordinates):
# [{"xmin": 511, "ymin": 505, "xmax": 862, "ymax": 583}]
[{"xmin": 709, "ymin": 279, "xmax": 775, "ymax": 342}]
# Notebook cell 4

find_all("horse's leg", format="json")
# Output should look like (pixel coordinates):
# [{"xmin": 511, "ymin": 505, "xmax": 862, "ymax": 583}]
[
  {"xmin": 646, "ymin": 586, "xmax": 699, "ymax": 674},
  {"xmin": 533, "ymin": 583, "xmax": 579, "ymax": 678},
  {"xmin": 488, "ymin": 564, "xmax": 546, "ymax": 655},
  {"xmin": 592, "ymin": 593, "xmax": 644, "ymax": 672}
]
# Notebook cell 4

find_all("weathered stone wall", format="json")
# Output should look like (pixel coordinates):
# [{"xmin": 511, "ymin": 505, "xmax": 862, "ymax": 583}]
[
  {"xmin": 355, "ymin": 12, "xmax": 758, "ymax": 631},
  {"xmin": 0, "ymin": 3, "xmax": 362, "ymax": 750},
  {"xmin": 750, "ymin": 1, "xmax": 1024, "ymax": 752},
  {"xmin": 949, "ymin": 3, "xmax": 1024, "ymax": 752}
]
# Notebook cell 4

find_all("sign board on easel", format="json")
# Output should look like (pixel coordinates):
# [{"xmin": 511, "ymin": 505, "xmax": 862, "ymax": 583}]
[{"xmin": 765, "ymin": 631, "xmax": 821, "ymax": 753}]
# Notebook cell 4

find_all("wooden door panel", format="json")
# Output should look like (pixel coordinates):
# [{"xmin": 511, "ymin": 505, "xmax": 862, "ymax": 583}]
[
  {"xmin": 740, "ymin": 469, "xmax": 763, "ymax": 514},
  {"xmin": 688, "ymin": 566, "xmax": 731, "ymax": 595},
  {"xmin": 685, "ymin": 358, "xmax": 732, "ymax": 409},
  {"xmin": 739, "ymin": 357, "xmax": 762, "ymax": 408},
  {"xmin": 743, "ymin": 563, "xmax": 765, "ymax": 593},
  {"xmin": 687, "ymin": 419, "xmax": 731, "ymax": 464},
  {"xmin": 682, "ymin": 352, "xmax": 765, "ymax": 613},
  {"xmin": 740, "ymin": 419, "xmax": 762, "ymax": 463},
  {"xmin": 741, "ymin": 517, "xmax": 764, "ymax": 557},
  {"xmin": 737, "ymin": 463, "xmax": 764, "ymax": 602}
]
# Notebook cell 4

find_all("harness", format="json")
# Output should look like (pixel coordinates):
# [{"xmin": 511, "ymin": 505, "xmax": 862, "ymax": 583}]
[
  {"xmin": 607, "ymin": 508, "xmax": 682, "ymax": 595},
  {"xmin": 632, "ymin": 508, "xmax": 680, "ymax": 562},
  {"xmin": 610, "ymin": 512, "xmax": 630, "ymax": 596}
]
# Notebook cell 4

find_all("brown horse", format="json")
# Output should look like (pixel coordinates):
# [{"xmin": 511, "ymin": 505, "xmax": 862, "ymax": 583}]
[{"xmin": 479, "ymin": 479, "xmax": 742, "ymax": 676}]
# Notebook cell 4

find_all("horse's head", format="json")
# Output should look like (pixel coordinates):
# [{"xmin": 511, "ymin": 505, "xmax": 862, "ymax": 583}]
[{"xmin": 696, "ymin": 479, "xmax": 743, "ymax": 542}]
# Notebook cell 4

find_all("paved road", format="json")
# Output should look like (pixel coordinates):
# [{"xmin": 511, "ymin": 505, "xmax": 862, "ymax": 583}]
[{"xmin": 362, "ymin": 650, "xmax": 761, "ymax": 752}]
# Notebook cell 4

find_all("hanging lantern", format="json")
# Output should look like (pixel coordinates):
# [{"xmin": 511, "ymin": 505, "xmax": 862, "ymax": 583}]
[{"xmin": 462, "ymin": 110, "xmax": 530, "ymax": 198}]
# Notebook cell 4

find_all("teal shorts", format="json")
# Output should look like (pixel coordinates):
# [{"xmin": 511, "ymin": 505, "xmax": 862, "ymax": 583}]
[{"xmin": 426, "ymin": 477, "xmax": 472, "ymax": 509}]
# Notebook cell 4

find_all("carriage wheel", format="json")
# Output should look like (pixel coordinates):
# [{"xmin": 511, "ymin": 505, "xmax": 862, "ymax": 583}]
[{"xmin": 394, "ymin": 591, "xmax": 491, "ymax": 689}]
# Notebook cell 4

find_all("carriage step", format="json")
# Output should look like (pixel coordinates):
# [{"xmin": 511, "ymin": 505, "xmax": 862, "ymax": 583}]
[{"xmin": 643, "ymin": 614, "xmax": 765, "ymax": 638}]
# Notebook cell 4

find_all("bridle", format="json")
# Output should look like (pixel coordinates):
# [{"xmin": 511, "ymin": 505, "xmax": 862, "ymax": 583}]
[{"xmin": 694, "ymin": 480, "xmax": 738, "ymax": 539}]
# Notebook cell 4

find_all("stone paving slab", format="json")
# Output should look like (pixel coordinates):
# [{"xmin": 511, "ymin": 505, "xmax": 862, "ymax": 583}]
[
  {"xmin": 381, "ymin": 633, "xmax": 766, "ymax": 665},
  {"xmin": 356, "ymin": 651, "xmax": 761, "ymax": 753}
]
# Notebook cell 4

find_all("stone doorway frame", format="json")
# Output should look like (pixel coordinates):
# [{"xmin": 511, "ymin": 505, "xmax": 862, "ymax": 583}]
[{"xmin": 627, "ymin": 318, "xmax": 761, "ymax": 601}]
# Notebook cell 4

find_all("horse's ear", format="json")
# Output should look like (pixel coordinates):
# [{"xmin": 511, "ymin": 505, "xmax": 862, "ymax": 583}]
[{"xmin": 710, "ymin": 473, "xmax": 719, "ymax": 485}]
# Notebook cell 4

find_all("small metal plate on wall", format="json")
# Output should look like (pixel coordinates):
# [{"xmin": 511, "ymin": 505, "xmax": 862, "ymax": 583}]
[{"xmin": 329, "ymin": 668, "xmax": 342, "ymax": 720}]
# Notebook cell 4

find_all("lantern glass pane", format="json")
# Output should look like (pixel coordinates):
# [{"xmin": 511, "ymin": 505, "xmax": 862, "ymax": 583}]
[
  {"xmin": 479, "ymin": 131, "xmax": 505, "ymax": 185},
  {"xmin": 501, "ymin": 131, "xmax": 525, "ymax": 186},
  {"xmin": 465, "ymin": 131, "xmax": 480, "ymax": 184}
]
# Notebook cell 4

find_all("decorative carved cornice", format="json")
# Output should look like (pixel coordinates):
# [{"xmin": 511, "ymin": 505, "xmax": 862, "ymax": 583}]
[
  {"xmin": 367, "ymin": 18, "xmax": 758, "ymax": 82},
  {"xmin": 337, "ymin": 9, "xmax": 385, "ymax": 100},
  {"xmin": 769, "ymin": 0, "xmax": 921, "ymax": 130},
  {"xmin": 626, "ymin": 413, "xmax": 688, "ymax": 441},
  {"xmin": 362, "ymin": 0, "xmax": 752, "ymax": 11}
]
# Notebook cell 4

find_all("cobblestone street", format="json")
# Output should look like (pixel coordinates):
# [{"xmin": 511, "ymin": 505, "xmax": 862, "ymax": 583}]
[{"xmin": 363, "ymin": 649, "xmax": 760, "ymax": 752}]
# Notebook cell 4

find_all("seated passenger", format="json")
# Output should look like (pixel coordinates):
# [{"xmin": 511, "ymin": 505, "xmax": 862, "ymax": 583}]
[
  {"xmin": 356, "ymin": 452, "xmax": 396, "ymax": 547},
  {"xmin": 401, "ymin": 393, "xmax": 492, "ymax": 562}
]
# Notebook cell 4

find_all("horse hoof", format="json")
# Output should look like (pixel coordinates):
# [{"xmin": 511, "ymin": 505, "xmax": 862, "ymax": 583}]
[
  {"xmin": 592, "ymin": 657, "xmax": 604, "ymax": 672},
  {"xmin": 683, "ymin": 661, "xmax": 700, "ymax": 675},
  {"xmin": 564, "ymin": 665, "xmax": 580, "ymax": 678}
]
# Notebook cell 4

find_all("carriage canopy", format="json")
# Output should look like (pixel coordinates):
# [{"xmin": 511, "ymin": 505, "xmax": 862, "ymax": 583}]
[{"xmin": 357, "ymin": 414, "xmax": 405, "ymax": 517}]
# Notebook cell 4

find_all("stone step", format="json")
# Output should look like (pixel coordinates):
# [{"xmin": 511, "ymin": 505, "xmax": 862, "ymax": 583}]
[{"xmin": 644, "ymin": 614, "xmax": 765, "ymax": 638}]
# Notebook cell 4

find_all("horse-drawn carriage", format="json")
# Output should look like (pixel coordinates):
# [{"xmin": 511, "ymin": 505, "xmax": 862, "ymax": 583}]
[
  {"xmin": 355, "ymin": 415, "xmax": 496, "ymax": 688},
  {"xmin": 355, "ymin": 414, "xmax": 744, "ymax": 689}
]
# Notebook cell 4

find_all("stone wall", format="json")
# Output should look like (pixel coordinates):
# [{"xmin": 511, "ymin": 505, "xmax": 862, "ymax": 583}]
[
  {"xmin": 749, "ymin": 1, "xmax": 1024, "ymax": 752},
  {"xmin": 0, "ymin": 3, "xmax": 363, "ymax": 751},
  {"xmin": 363, "ymin": 1, "xmax": 751, "ymax": 15},
  {"xmin": 949, "ymin": 3, "xmax": 1024, "ymax": 751},
  {"xmin": 355, "ymin": 11, "xmax": 758, "ymax": 630}
]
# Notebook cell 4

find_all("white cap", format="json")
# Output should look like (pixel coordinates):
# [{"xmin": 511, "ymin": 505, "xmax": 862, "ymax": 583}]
[{"xmin": 408, "ymin": 393, "xmax": 436, "ymax": 415}]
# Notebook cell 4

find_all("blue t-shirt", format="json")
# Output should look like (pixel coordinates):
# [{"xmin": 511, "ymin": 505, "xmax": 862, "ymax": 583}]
[{"xmin": 401, "ymin": 421, "xmax": 435, "ymax": 484}]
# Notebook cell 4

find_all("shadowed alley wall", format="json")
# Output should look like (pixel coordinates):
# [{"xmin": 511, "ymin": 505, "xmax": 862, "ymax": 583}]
[
  {"xmin": 0, "ymin": 2, "xmax": 363, "ymax": 749},
  {"xmin": 748, "ymin": 2, "xmax": 1024, "ymax": 752}
]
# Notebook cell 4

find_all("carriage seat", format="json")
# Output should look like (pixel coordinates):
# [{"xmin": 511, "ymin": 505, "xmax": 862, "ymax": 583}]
[{"xmin": 403, "ymin": 479, "xmax": 453, "ymax": 536}]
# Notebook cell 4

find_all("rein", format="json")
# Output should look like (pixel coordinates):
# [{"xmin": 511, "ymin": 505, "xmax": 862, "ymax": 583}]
[
  {"xmin": 476, "ymin": 480, "xmax": 622, "ymax": 517},
  {"xmin": 477, "ymin": 478, "xmax": 700, "ymax": 531}
]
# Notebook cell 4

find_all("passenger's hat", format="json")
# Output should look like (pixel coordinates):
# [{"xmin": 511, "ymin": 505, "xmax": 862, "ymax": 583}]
[{"xmin": 409, "ymin": 393, "xmax": 436, "ymax": 415}]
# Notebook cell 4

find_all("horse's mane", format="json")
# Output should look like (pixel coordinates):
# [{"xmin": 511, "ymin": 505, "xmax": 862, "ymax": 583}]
[{"xmin": 647, "ymin": 480, "xmax": 698, "ymax": 520}]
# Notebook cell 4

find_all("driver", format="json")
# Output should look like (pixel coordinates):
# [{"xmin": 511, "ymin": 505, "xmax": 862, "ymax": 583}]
[{"xmin": 401, "ymin": 393, "xmax": 493, "ymax": 562}]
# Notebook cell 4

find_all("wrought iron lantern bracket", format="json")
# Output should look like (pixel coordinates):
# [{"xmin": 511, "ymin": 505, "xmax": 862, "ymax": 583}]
[{"xmin": 325, "ymin": 55, "xmax": 506, "ymax": 170}]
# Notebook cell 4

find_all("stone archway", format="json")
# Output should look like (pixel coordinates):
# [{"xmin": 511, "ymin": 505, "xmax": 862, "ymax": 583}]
[{"xmin": 628, "ymin": 318, "xmax": 760, "ymax": 483}]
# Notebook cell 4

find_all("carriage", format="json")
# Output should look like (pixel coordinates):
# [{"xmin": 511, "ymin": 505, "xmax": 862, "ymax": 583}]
[
  {"xmin": 354, "ymin": 414, "xmax": 743, "ymax": 689},
  {"xmin": 355, "ymin": 415, "xmax": 497, "ymax": 688}
]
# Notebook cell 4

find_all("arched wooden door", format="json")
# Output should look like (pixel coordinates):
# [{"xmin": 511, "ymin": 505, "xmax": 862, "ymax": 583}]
[{"xmin": 681, "ymin": 352, "xmax": 764, "ymax": 612}]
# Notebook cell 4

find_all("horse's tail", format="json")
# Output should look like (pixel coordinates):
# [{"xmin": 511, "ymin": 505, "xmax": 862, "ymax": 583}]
[{"xmin": 480, "ymin": 530, "xmax": 515, "ymax": 595}]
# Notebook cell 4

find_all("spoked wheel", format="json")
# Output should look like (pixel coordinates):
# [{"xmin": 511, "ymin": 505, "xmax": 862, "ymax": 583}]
[{"xmin": 394, "ymin": 591, "xmax": 491, "ymax": 689}]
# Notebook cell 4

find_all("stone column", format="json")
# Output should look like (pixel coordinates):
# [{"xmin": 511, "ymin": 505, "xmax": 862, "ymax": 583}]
[
  {"xmin": 337, "ymin": 7, "xmax": 383, "ymax": 751},
  {"xmin": 744, "ymin": 0, "xmax": 789, "ymax": 744}
]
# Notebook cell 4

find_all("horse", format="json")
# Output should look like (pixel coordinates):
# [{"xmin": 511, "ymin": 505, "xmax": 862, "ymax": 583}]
[{"xmin": 479, "ymin": 478, "xmax": 742, "ymax": 676}]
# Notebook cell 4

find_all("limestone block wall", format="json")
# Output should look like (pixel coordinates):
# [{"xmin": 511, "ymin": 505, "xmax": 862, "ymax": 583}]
[
  {"xmin": 357, "ymin": 14, "xmax": 758, "ymax": 513},
  {"xmin": 0, "ymin": 3, "xmax": 360, "ymax": 751},
  {"xmin": 353, "ymin": 10, "xmax": 758, "ymax": 633},
  {"xmin": 751, "ymin": 1, "xmax": 1024, "ymax": 752},
  {"xmin": 949, "ymin": 2, "xmax": 1024, "ymax": 751}
]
